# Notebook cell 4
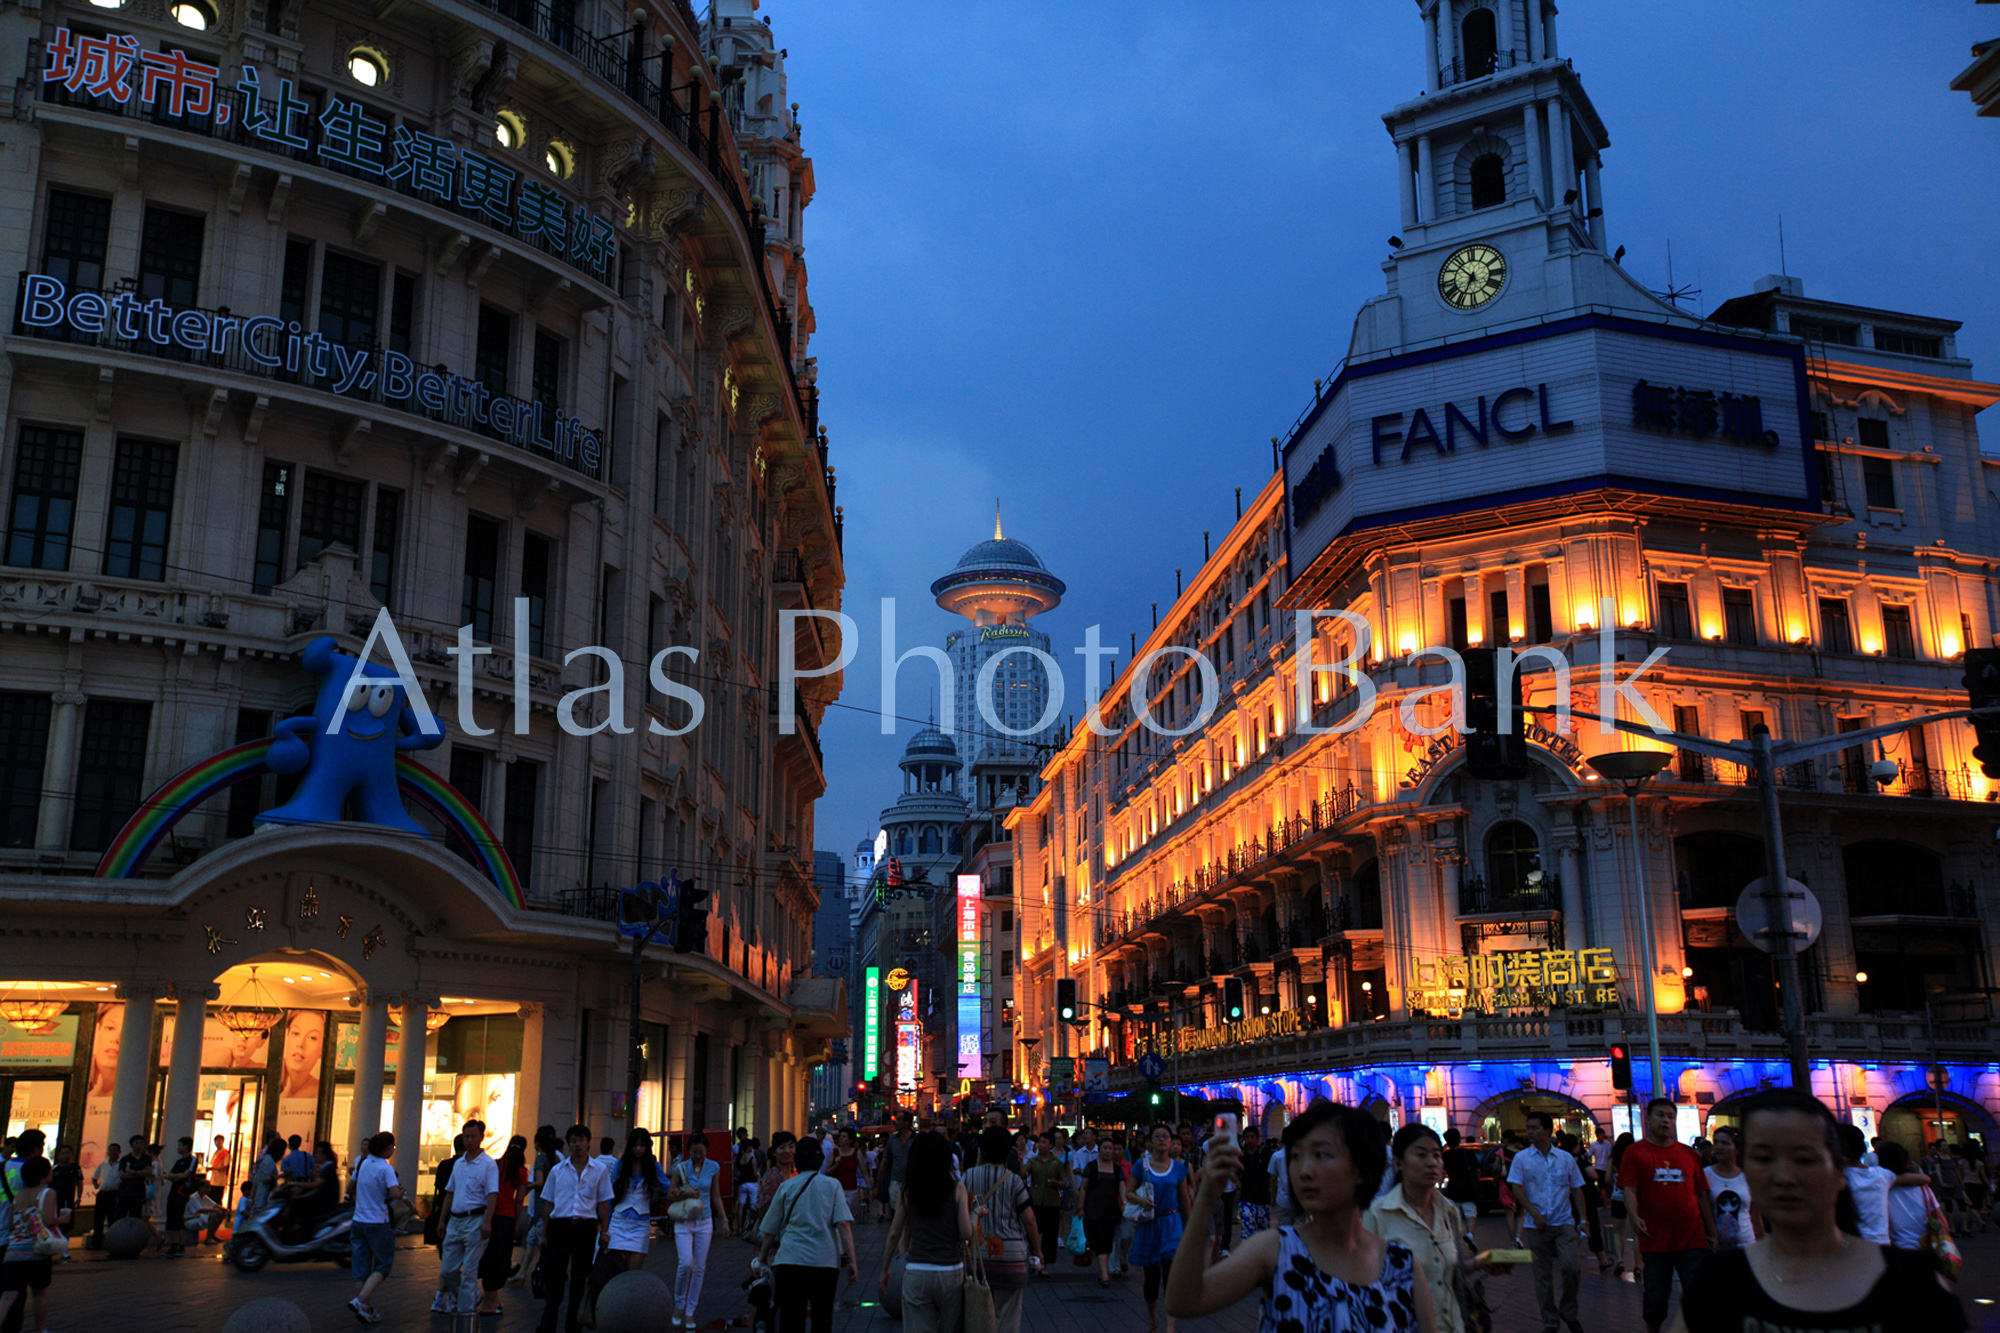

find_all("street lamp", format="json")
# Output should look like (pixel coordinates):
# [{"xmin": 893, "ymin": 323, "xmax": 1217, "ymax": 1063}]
[{"xmin": 1586, "ymin": 749, "xmax": 1674, "ymax": 1103}]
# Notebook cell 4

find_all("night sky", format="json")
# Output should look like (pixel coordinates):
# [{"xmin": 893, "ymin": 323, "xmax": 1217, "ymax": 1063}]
[{"xmin": 757, "ymin": 1, "xmax": 2000, "ymax": 861}]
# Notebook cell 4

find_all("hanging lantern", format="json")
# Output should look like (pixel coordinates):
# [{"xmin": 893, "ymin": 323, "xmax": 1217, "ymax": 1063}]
[
  {"xmin": 0, "ymin": 984, "xmax": 68, "ymax": 1034},
  {"xmin": 425, "ymin": 1008, "xmax": 453, "ymax": 1034},
  {"xmin": 218, "ymin": 966, "xmax": 283, "ymax": 1035}
]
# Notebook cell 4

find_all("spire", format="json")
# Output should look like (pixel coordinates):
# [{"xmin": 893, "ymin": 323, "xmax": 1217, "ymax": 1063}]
[{"xmin": 994, "ymin": 500, "xmax": 1003, "ymax": 541}]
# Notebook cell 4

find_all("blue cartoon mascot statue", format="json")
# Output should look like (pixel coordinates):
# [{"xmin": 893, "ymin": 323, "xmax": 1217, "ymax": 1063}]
[{"xmin": 258, "ymin": 637, "xmax": 445, "ymax": 835}]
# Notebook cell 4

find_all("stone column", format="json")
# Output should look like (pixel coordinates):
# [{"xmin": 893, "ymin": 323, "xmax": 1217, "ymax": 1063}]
[
  {"xmin": 1549, "ymin": 100, "xmax": 1573, "ymax": 210},
  {"xmin": 162, "ymin": 982, "xmax": 218, "ymax": 1154},
  {"xmin": 1438, "ymin": 1, "xmax": 1457, "ymax": 82},
  {"xmin": 1417, "ymin": 135, "xmax": 1436, "ymax": 222},
  {"xmin": 1556, "ymin": 833, "xmax": 1587, "ymax": 948},
  {"xmin": 34, "ymin": 691, "xmax": 86, "ymax": 852},
  {"xmin": 344, "ymin": 991, "xmax": 391, "ymax": 1164},
  {"xmin": 1542, "ymin": 6, "xmax": 1558, "ymax": 59},
  {"xmin": 1527, "ymin": 0, "xmax": 1544, "ymax": 61},
  {"xmin": 1424, "ymin": 7, "xmax": 1441, "ymax": 93},
  {"xmin": 392, "ymin": 995, "xmax": 435, "ymax": 1195},
  {"xmin": 1398, "ymin": 140, "xmax": 1419, "ymax": 229},
  {"xmin": 668, "ymin": 1018, "xmax": 692, "ymax": 1132},
  {"xmin": 513, "ymin": 1003, "xmax": 546, "ymax": 1143},
  {"xmin": 1585, "ymin": 156, "xmax": 1606, "ymax": 249},
  {"xmin": 107, "ymin": 983, "xmax": 162, "ymax": 1147}
]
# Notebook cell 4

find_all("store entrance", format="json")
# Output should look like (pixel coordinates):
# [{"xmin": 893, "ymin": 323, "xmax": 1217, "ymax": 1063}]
[
  {"xmin": 2, "ymin": 1077, "xmax": 66, "ymax": 1143},
  {"xmin": 1472, "ymin": 1091, "xmax": 1603, "ymax": 1146}
]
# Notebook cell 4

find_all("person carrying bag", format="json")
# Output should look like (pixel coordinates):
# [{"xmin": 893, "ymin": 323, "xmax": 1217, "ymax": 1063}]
[{"xmin": 962, "ymin": 1128, "xmax": 1036, "ymax": 1333}]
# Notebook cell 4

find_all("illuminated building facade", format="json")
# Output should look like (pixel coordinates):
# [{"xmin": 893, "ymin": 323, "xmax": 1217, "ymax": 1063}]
[
  {"xmin": 1014, "ymin": 0, "xmax": 2000, "ymax": 1150},
  {"xmin": 0, "ymin": 0, "xmax": 845, "ymax": 1192}
]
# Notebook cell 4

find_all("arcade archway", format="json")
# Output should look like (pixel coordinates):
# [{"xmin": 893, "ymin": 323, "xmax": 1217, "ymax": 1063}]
[{"xmin": 1462, "ymin": 1086, "xmax": 1604, "ymax": 1146}]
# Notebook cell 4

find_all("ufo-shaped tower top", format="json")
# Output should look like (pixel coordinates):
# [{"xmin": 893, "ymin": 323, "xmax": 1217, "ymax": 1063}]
[{"xmin": 930, "ymin": 502, "xmax": 1066, "ymax": 625}]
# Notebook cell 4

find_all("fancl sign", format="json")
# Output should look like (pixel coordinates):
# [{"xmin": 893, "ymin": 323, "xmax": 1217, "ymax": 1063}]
[
  {"xmin": 1283, "ymin": 316, "xmax": 1814, "ymax": 576},
  {"xmin": 18, "ymin": 275, "xmax": 602, "ymax": 473}
]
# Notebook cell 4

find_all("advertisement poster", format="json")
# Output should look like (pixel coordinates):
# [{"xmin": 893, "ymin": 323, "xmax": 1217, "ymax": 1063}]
[
  {"xmin": 0, "ymin": 1015, "xmax": 78, "ymax": 1067},
  {"xmin": 333, "ymin": 1019, "xmax": 402, "ymax": 1073},
  {"xmin": 79, "ymin": 1002, "xmax": 122, "ymax": 1175},
  {"xmin": 273, "ymin": 1010, "xmax": 325, "ymax": 1147},
  {"xmin": 156, "ymin": 1015, "xmax": 272, "ymax": 1070}
]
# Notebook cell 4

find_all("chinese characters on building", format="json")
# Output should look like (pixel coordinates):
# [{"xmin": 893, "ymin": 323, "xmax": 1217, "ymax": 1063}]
[
  {"xmin": 42, "ymin": 28, "xmax": 615, "ymax": 278},
  {"xmin": 1412, "ymin": 947, "xmax": 1621, "ymax": 1015},
  {"xmin": 1632, "ymin": 380, "xmax": 1781, "ymax": 447}
]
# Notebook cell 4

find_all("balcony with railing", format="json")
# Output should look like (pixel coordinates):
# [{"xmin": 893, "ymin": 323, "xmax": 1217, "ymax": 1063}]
[
  {"xmin": 1457, "ymin": 871, "xmax": 1562, "ymax": 917},
  {"xmin": 1666, "ymin": 750, "xmax": 1985, "ymax": 802},
  {"xmin": 1439, "ymin": 49, "xmax": 1533, "ymax": 85}
]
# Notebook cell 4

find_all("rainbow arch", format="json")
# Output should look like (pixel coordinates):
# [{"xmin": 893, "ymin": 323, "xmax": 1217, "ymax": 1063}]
[{"xmin": 92, "ymin": 740, "xmax": 524, "ymax": 909}]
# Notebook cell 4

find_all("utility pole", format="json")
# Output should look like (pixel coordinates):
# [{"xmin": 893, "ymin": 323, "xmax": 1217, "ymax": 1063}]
[{"xmin": 1750, "ymin": 727, "xmax": 1810, "ymax": 1091}]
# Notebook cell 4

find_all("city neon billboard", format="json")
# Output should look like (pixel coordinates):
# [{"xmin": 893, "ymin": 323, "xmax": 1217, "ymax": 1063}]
[
  {"xmin": 863, "ymin": 966, "xmax": 881, "ymax": 1081},
  {"xmin": 895, "ymin": 973, "xmax": 920, "ymax": 1093},
  {"xmin": 957, "ymin": 873, "xmax": 982, "ymax": 1080}
]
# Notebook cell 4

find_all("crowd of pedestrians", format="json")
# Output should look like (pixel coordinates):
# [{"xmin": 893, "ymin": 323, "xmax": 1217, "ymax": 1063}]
[{"xmin": 0, "ymin": 1094, "xmax": 1985, "ymax": 1332}]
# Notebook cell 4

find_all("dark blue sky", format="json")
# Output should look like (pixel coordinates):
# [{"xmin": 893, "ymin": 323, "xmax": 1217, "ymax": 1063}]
[{"xmin": 760, "ymin": 0, "xmax": 2000, "ymax": 860}]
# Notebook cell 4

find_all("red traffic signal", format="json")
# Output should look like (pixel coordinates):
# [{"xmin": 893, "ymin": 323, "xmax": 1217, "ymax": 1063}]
[{"xmin": 1609, "ymin": 1043, "xmax": 1633, "ymax": 1091}]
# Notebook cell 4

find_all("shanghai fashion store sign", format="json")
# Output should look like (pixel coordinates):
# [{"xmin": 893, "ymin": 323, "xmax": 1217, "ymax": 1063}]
[
  {"xmin": 1132, "ymin": 1010, "xmax": 1306, "ymax": 1058},
  {"xmin": 41, "ymin": 28, "xmax": 616, "ymax": 279},
  {"xmin": 1411, "ymin": 947, "xmax": 1621, "ymax": 1015}
]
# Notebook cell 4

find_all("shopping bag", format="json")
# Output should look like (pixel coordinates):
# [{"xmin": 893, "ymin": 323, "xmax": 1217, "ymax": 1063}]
[
  {"xmin": 1066, "ymin": 1215, "xmax": 1089, "ymax": 1258},
  {"xmin": 963, "ymin": 1239, "xmax": 998, "ymax": 1333}
]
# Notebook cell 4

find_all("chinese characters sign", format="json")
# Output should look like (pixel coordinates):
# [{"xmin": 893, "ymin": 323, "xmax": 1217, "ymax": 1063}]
[
  {"xmin": 42, "ymin": 28, "xmax": 616, "ymax": 280},
  {"xmin": 1411, "ymin": 947, "xmax": 1621, "ymax": 1015},
  {"xmin": 1632, "ymin": 380, "xmax": 1780, "ymax": 447},
  {"xmin": 895, "ymin": 975, "xmax": 920, "ymax": 1095},
  {"xmin": 956, "ymin": 874, "xmax": 982, "ymax": 1080},
  {"xmin": 862, "ymin": 966, "xmax": 881, "ymax": 1082}
]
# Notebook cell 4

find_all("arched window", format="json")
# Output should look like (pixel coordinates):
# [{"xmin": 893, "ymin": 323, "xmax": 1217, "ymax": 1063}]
[
  {"xmin": 1843, "ymin": 840, "xmax": 1944, "ymax": 917},
  {"xmin": 1353, "ymin": 858, "xmax": 1383, "ymax": 929},
  {"xmin": 895, "ymin": 828, "xmax": 912, "ymax": 856},
  {"xmin": 1470, "ymin": 154, "xmax": 1506, "ymax": 209},
  {"xmin": 920, "ymin": 825, "xmax": 941, "ymax": 855},
  {"xmin": 1460, "ymin": 7, "xmax": 1499, "ymax": 79},
  {"xmin": 1675, "ymin": 830, "xmax": 1763, "ymax": 910},
  {"xmin": 1486, "ymin": 821, "xmax": 1542, "ymax": 897}
]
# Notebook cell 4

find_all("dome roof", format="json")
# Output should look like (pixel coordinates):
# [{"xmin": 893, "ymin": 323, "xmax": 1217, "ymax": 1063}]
[
  {"xmin": 902, "ymin": 726, "xmax": 960, "ymax": 759},
  {"xmin": 950, "ymin": 536, "xmax": 1050, "ymax": 573}
]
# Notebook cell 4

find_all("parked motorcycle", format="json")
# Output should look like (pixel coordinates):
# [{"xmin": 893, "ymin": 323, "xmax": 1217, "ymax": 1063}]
[{"xmin": 229, "ymin": 1199, "xmax": 353, "ymax": 1272}]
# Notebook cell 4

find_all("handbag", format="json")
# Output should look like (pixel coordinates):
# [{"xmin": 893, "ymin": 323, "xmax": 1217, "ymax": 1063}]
[
  {"xmin": 1123, "ymin": 1180, "xmax": 1154, "ymax": 1224},
  {"xmin": 962, "ymin": 1225, "xmax": 998, "ymax": 1333},
  {"xmin": 969, "ymin": 1169, "xmax": 1028, "ymax": 1290},
  {"xmin": 667, "ymin": 1162, "xmax": 703, "ymax": 1224},
  {"xmin": 1920, "ymin": 1185, "xmax": 1963, "ymax": 1282}
]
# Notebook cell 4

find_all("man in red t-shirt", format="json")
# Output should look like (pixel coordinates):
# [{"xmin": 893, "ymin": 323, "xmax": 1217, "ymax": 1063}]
[{"xmin": 1619, "ymin": 1097, "xmax": 1716, "ymax": 1333}]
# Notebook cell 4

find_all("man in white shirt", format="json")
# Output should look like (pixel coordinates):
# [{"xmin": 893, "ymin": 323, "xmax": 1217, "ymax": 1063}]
[
  {"xmin": 90, "ymin": 1143, "xmax": 124, "ymax": 1248},
  {"xmin": 1269, "ymin": 1146, "xmax": 1294, "ymax": 1228},
  {"xmin": 591, "ymin": 1136, "xmax": 621, "ymax": 1181},
  {"xmin": 1508, "ymin": 1110, "xmax": 1588, "ymax": 1333},
  {"xmin": 347, "ymin": 1131, "xmax": 405, "ymax": 1325},
  {"xmin": 432, "ymin": 1118, "xmax": 500, "ymax": 1316},
  {"xmin": 1068, "ymin": 1127, "xmax": 1098, "ymax": 1176},
  {"xmin": 1839, "ymin": 1123, "xmax": 1898, "ymax": 1245},
  {"xmin": 537, "ymin": 1124, "xmax": 614, "ymax": 1333}
]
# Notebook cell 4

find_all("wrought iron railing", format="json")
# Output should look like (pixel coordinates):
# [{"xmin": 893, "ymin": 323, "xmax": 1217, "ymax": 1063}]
[{"xmin": 1458, "ymin": 873, "xmax": 1561, "ymax": 916}]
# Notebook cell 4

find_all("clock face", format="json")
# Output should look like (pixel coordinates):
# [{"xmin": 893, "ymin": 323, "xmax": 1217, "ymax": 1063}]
[{"xmin": 1437, "ymin": 244, "xmax": 1508, "ymax": 310}]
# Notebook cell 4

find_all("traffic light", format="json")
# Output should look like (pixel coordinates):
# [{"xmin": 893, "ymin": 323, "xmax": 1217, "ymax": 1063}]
[
  {"xmin": 672, "ymin": 879, "xmax": 709, "ymax": 954},
  {"xmin": 1964, "ymin": 648, "xmax": 2000, "ymax": 777},
  {"xmin": 1148, "ymin": 1089, "xmax": 1162, "ymax": 1107},
  {"xmin": 1056, "ymin": 978, "xmax": 1078, "ymax": 1024},
  {"xmin": 1223, "ymin": 978, "xmax": 1245, "ymax": 1022},
  {"xmin": 1610, "ymin": 1042, "xmax": 1632, "ymax": 1092},
  {"xmin": 1463, "ymin": 647, "xmax": 1529, "ymax": 780},
  {"xmin": 1000, "ymin": 999, "xmax": 1015, "ymax": 1027}
]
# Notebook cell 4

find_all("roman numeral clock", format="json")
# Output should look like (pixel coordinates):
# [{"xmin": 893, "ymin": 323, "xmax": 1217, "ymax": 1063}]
[{"xmin": 1438, "ymin": 243, "xmax": 1508, "ymax": 310}]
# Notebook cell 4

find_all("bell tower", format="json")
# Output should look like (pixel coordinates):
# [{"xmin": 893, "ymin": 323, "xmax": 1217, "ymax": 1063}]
[{"xmin": 1352, "ymin": 2, "xmax": 1677, "ymax": 359}]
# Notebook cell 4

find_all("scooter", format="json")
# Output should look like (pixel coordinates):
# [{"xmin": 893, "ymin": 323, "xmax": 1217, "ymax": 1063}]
[{"xmin": 229, "ymin": 1199, "xmax": 354, "ymax": 1272}]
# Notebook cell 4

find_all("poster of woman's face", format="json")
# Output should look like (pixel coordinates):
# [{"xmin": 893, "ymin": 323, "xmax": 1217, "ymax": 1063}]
[
  {"xmin": 280, "ymin": 1010, "xmax": 325, "ymax": 1101},
  {"xmin": 88, "ymin": 1003, "xmax": 122, "ymax": 1097}
]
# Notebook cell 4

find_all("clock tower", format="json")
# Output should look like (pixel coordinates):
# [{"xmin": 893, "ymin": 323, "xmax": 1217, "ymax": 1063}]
[
  {"xmin": 1281, "ymin": 1, "xmax": 1819, "ymax": 594},
  {"xmin": 1353, "ymin": 0, "xmax": 1690, "ymax": 359}
]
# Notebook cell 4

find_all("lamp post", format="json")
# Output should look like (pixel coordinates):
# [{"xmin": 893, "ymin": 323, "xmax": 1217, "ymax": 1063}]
[{"xmin": 1586, "ymin": 750, "xmax": 1674, "ymax": 1102}]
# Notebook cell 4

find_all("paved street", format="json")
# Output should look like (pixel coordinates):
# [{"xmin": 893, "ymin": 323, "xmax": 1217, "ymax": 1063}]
[{"xmin": 31, "ymin": 1213, "xmax": 2000, "ymax": 1332}]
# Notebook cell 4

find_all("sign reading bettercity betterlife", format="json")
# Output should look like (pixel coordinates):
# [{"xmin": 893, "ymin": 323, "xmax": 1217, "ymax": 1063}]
[{"xmin": 330, "ymin": 596, "xmax": 1671, "ymax": 745}]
